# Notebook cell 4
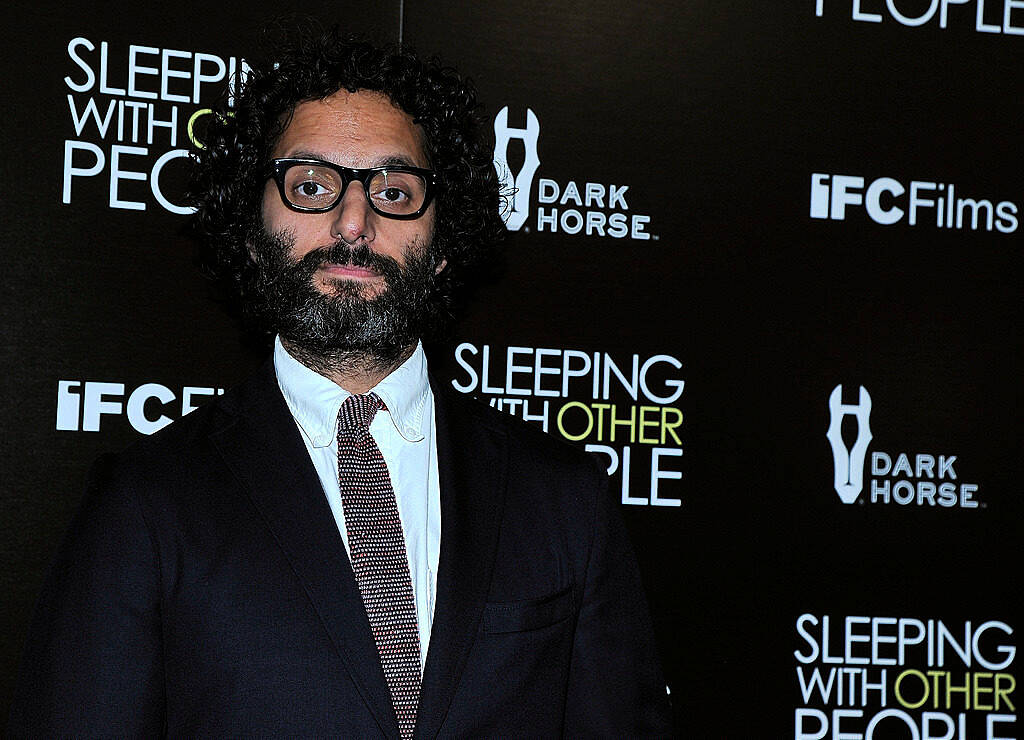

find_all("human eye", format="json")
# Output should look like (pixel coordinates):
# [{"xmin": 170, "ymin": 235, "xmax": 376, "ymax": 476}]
[
  {"xmin": 294, "ymin": 179, "xmax": 331, "ymax": 198},
  {"xmin": 283, "ymin": 164, "xmax": 340, "ymax": 207},
  {"xmin": 368, "ymin": 170, "xmax": 424, "ymax": 213},
  {"xmin": 370, "ymin": 177, "xmax": 411, "ymax": 202}
]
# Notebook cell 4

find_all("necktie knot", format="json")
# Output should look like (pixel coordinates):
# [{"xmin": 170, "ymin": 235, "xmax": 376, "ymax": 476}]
[{"xmin": 338, "ymin": 393, "xmax": 382, "ymax": 433}]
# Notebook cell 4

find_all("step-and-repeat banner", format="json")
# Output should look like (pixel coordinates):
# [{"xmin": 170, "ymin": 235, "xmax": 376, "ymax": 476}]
[{"xmin": 2, "ymin": 2, "xmax": 1019, "ymax": 735}]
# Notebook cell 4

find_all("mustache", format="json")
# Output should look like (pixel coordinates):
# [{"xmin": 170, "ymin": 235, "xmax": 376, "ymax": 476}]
[{"xmin": 294, "ymin": 241, "xmax": 402, "ymax": 278}]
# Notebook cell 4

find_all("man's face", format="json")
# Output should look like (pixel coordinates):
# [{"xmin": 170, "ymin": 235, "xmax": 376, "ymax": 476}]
[
  {"xmin": 261, "ymin": 89, "xmax": 438, "ymax": 297},
  {"xmin": 250, "ymin": 90, "xmax": 445, "ymax": 365}
]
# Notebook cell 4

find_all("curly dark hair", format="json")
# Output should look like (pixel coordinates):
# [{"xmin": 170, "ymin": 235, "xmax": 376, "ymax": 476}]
[{"xmin": 187, "ymin": 22, "xmax": 505, "ymax": 340}]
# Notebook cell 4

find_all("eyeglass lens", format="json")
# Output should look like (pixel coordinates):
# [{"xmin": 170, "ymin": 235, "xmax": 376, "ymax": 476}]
[{"xmin": 281, "ymin": 163, "xmax": 428, "ymax": 215}]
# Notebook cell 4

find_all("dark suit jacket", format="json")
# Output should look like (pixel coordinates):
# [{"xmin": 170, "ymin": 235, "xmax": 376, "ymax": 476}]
[{"xmin": 9, "ymin": 360, "xmax": 672, "ymax": 737}]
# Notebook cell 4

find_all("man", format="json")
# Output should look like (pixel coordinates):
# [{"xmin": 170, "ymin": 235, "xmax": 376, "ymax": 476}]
[{"xmin": 9, "ymin": 29, "xmax": 671, "ymax": 737}]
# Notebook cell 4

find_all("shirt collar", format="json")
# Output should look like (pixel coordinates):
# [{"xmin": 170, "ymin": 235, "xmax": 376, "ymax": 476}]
[{"xmin": 274, "ymin": 336, "xmax": 430, "ymax": 447}]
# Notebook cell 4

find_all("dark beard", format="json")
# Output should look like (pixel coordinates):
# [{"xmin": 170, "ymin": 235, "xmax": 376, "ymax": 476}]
[{"xmin": 246, "ymin": 226, "xmax": 442, "ymax": 377}]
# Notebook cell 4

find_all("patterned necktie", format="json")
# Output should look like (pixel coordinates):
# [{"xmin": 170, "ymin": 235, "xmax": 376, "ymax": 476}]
[{"xmin": 337, "ymin": 393, "xmax": 422, "ymax": 739}]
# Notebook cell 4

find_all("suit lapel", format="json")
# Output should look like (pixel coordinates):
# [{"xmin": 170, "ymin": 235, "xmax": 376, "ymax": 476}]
[
  {"xmin": 416, "ymin": 383, "xmax": 507, "ymax": 739},
  {"xmin": 210, "ymin": 360, "xmax": 400, "ymax": 738}
]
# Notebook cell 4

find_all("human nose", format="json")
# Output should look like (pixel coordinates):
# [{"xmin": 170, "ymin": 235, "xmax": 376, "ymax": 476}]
[{"xmin": 330, "ymin": 180, "xmax": 376, "ymax": 243}]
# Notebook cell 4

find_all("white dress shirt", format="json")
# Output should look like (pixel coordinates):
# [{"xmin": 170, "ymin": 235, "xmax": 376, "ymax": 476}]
[{"xmin": 274, "ymin": 337, "xmax": 441, "ymax": 668}]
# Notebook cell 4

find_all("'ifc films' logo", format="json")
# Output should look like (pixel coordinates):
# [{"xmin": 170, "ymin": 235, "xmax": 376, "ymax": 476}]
[
  {"xmin": 493, "ymin": 107, "xmax": 655, "ymax": 240},
  {"xmin": 55, "ymin": 380, "xmax": 224, "ymax": 434},
  {"xmin": 826, "ymin": 385, "xmax": 980, "ymax": 509},
  {"xmin": 810, "ymin": 173, "xmax": 1019, "ymax": 234}
]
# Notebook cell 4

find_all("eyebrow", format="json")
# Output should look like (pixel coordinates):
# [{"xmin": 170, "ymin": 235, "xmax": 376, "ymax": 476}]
[{"xmin": 286, "ymin": 150, "xmax": 423, "ymax": 169}]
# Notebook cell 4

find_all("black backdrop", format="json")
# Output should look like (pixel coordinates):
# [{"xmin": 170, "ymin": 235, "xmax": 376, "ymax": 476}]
[{"xmin": 2, "ymin": 2, "xmax": 1020, "ymax": 735}]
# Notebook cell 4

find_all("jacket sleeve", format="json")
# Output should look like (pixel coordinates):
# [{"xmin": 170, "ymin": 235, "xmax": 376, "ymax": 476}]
[
  {"xmin": 7, "ymin": 454, "xmax": 166, "ymax": 736},
  {"xmin": 563, "ymin": 460, "xmax": 674, "ymax": 737}
]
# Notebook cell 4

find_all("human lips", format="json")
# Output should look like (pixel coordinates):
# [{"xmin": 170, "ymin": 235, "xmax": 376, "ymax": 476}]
[{"xmin": 320, "ymin": 262, "xmax": 381, "ymax": 279}]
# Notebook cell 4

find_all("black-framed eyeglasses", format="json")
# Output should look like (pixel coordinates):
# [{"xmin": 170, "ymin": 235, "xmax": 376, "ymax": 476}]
[{"xmin": 266, "ymin": 157, "xmax": 438, "ymax": 220}]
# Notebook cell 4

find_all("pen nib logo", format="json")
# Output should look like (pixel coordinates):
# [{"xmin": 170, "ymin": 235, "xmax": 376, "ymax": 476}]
[
  {"xmin": 826, "ymin": 385, "xmax": 873, "ymax": 504},
  {"xmin": 493, "ymin": 106, "xmax": 540, "ymax": 231}
]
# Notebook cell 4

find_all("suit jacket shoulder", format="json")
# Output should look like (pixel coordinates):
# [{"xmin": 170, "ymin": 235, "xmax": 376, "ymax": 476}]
[{"xmin": 433, "ymin": 380, "xmax": 609, "ymax": 491}]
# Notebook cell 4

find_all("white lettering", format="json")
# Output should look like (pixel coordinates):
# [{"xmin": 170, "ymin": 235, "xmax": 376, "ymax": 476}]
[
  {"xmin": 62, "ymin": 140, "xmax": 105, "ymax": 204},
  {"xmin": 865, "ymin": 177, "xmax": 905, "ymax": 224},
  {"xmin": 650, "ymin": 448, "xmax": 682, "ymax": 507},
  {"xmin": 831, "ymin": 175, "xmax": 865, "ymax": 220},
  {"xmin": 126, "ymin": 383, "xmax": 175, "ymax": 435}
]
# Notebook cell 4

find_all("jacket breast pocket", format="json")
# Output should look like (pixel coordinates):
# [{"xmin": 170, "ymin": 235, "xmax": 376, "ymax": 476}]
[{"xmin": 482, "ymin": 584, "xmax": 575, "ymax": 634}]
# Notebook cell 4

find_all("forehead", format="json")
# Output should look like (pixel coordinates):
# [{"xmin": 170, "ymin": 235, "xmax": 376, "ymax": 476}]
[{"xmin": 273, "ymin": 89, "xmax": 428, "ymax": 168}]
